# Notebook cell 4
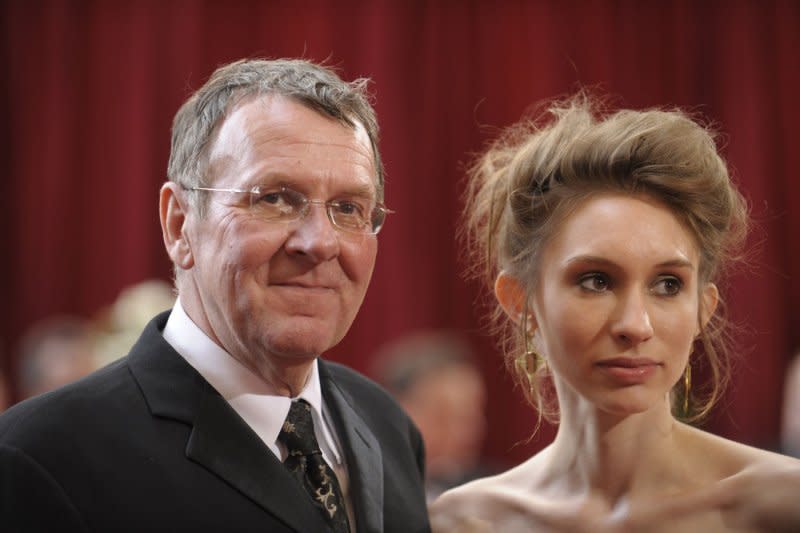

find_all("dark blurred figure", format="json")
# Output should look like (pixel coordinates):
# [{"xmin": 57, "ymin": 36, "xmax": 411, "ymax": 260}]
[
  {"xmin": 782, "ymin": 350, "xmax": 800, "ymax": 457},
  {"xmin": 373, "ymin": 331, "xmax": 490, "ymax": 501},
  {"xmin": 0, "ymin": 368, "xmax": 9, "ymax": 412},
  {"xmin": 16, "ymin": 316, "xmax": 96, "ymax": 400}
]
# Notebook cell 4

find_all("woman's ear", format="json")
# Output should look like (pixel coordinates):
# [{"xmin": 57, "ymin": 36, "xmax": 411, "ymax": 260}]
[
  {"xmin": 160, "ymin": 182, "xmax": 195, "ymax": 270},
  {"xmin": 494, "ymin": 272, "xmax": 534, "ymax": 328},
  {"xmin": 699, "ymin": 282, "xmax": 719, "ymax": 332}
]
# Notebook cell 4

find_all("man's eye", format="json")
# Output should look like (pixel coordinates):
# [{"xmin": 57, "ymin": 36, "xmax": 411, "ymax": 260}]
[
  {"xmin": 256, "ymin": 189, "xmax": 304, "ymax": 208},
  {"xmin": 653, "ymin": 276, "xmax": 683, "ymax": 296},
  {"xmin": 259, "ymin": 191, "xmax": 284, "ymax": 205},
  {"xmin": 334, "ymin": 201, "xmax": 366, "ymax": 218},
  {"xmin": 578, "ymin": 273, "xmax": 609, "ymax": 292}
]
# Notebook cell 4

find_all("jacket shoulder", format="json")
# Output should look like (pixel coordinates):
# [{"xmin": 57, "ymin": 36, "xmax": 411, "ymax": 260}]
[{"xmin": 0, "ymin": 357, "xmax": 135, "ymax": 446}]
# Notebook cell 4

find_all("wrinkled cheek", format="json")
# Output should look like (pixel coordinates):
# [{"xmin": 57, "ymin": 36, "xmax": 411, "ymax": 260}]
[
  {"xmin": 342, "ymin": 238, "xmax": 377, "ymax": 279},
  {"xmin": 230, "ymin": 232, "xmax": 273, "ymax": 276},
  {"xmin": 213, "ymin": 251, "xmax": 260, "ymax": 315},
  {"xmin": 331, "ymin": 294, "xmax": 356, "ymax": 341},
  {"xmin": 341, "ymin": 246, "xmax": 377, "ymax": 308}
]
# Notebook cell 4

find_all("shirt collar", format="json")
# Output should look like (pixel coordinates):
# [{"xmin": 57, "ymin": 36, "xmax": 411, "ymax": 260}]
[{"xmin": 162, "ymin": 299, "xmax": 341, "ymax": 464}]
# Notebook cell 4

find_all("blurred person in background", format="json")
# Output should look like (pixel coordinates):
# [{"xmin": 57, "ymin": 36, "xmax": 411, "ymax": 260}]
[
  {"xmin": 92, "ymin": 278, "xmax": 176, "ymax": 367},
  {"xmin": 373, "ymin": 331, "xmax": 491, "ymax": 501},
  {"xmin": 7, "ymin": 281, "xmax": 173, "ymax": 406},
  {"xmin": 781, "ymin": 350, "xmax": 800, "ymax": 458},
  {"xmin": 0, "ymin": 367, "xmax": 9, "ymax": 412},
  {"xmin": 16, "ymin": 316, "xmax": 96, "ymax": 400}
]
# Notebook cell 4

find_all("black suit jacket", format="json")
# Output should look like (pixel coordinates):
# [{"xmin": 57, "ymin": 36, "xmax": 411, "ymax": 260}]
[{"xmin": 0, "ymin": 312, "xmax": 430, "ymax": 532}]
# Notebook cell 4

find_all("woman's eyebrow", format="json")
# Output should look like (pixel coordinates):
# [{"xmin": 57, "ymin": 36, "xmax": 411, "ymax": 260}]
[
  {"xmin": 564, "ymin": 255, "xmax": 618, "ymax": 268},
  {"xmin": 654, "ymin": 258, "xmax": 695, "ymax": 270},
  {"xmin": 564, "ymin": 255, "xmax": 695, "ymax": 270}
]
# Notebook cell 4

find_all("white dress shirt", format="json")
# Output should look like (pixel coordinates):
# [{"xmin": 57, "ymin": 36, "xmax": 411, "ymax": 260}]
[{"xmin": 162, "ymin": 299, "xmax": 354, "ymax": 526}]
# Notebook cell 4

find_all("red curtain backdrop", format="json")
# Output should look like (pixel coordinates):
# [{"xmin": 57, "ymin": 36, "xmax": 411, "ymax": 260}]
[{"xmin": 2, "ymin": 0, "xmax": 799, "ymax": 467}]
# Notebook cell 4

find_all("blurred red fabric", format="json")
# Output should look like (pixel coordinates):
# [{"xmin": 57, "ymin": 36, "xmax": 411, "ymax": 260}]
[{"xmin": 2, "ymin": 0, "xmax": 798, "ymax": 467}]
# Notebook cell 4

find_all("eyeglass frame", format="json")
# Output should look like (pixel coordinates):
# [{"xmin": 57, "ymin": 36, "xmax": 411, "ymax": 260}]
[{"xmin": 183, "ymin": 184, "xmax": 392, "ymax": 235}]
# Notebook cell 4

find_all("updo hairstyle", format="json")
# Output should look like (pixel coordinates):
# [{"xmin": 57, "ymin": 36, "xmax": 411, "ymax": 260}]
[{"xmin": 463, "ymin": 95, "xmax": 749, "ymax": 423}]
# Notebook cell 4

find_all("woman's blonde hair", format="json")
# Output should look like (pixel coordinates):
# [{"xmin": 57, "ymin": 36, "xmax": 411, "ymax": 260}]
[{"xmin": 464, "ymin": 94, "xmax": 749, "ymax": 425}]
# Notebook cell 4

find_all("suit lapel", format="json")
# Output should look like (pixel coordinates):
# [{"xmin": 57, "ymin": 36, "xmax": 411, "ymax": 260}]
[
  {"xmin": 128, "ymin": 312, "xmax": 332, "ymax": 533},
  {"xmin": 320, "ymin": 361, "xmax": 384, "ymax": 533},
  {"xmin": 186, "ymin": 390, "xmax": 332, "ymax": 532}
]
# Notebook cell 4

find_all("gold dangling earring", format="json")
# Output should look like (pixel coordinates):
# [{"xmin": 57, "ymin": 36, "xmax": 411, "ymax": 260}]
[
  {"xmin": 514, "ymin": 315, "xmax": 540, "ymax": 388},
  {"xmin": 524, "ymin": 324, "xmax": 540, "ymax": 374},
  {"xmin": 682, "ymin": 362, "xmax": 692, "ymax": 417}
]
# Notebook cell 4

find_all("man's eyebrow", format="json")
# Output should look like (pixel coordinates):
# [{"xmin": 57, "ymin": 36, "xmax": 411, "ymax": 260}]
[{"xmin": 339, "ymin": 183, "xmax": 376, "ymax": 199}]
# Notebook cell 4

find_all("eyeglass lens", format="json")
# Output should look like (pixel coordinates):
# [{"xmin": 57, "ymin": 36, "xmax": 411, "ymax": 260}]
[{"xmin": 248, "ymin": 187, "xmax": 384, "ymax": 234}]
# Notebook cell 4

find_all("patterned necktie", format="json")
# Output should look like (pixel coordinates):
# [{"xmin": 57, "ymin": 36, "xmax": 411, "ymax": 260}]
[{"xmin": 278, "ymin": 399, "xmax": 351, "ymax": 533}]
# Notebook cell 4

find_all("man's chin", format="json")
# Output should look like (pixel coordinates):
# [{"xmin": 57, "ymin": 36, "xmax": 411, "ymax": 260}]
[
  {"xmin": 263, "ymin": 326, "xmax": 339, "ymax": 359},
  {"xmin": 246, "ymin": 310, "xmax": 351, "ymax": 357}
]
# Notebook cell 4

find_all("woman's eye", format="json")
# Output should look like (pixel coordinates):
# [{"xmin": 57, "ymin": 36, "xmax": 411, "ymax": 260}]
[
  {"xmin": 653, "ymin": 276, "xmax": 683, "ymax": 296},
  {"xmin": 578, "ymin": 273, "xmax": 609, "ymax": 293}
]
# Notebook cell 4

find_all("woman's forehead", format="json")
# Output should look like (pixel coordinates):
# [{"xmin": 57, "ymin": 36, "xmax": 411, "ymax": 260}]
[{"xmin": 538, "ymin": 193, "xmax": 701, "ymax": 273}]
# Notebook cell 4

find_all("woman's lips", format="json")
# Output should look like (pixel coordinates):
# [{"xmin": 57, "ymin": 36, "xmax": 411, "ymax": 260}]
[{"xmin": 595, "ymin": 357, "xmax": 662, "ymax": 384}]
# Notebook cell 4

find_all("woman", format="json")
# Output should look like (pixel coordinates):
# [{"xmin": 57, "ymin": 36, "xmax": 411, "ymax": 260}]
[{"xmin": 430, "ymin": 96, "xmax": 800, "ymax": 532}]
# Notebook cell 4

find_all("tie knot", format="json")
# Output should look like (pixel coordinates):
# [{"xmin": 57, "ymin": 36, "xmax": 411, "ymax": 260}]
[{"xmin": 278, "ymin": 399, "xmax": 321, "ymax": 457}]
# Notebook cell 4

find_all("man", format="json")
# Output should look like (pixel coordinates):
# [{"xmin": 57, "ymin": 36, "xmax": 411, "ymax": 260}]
[{"xmin": 0, "ymin": 59, "xmax": 430, "ymax": 532}]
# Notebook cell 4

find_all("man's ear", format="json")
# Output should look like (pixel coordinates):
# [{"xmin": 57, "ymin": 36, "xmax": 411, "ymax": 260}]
[
  {"xmin": 699, "ymin": 282, "xmax": 719, "ymax": 333},
  {"xmin": 159, "ymin": 182, "xmax": 194, "ymax": 270},
  {"xmin": 494, "ymin": 272, "xmax": 533, "ymax": 328}
]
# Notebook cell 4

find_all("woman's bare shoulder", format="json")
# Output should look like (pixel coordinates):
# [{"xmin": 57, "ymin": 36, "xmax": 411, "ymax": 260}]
[
  {"xmin": 429, "ymin": 461, "xmax": 542, "ymax": 533},
  {"xmin": 430, "ymin": 470, "xmax": 516, "ymax": 516},
  {"xmin": 679, "ymin": 422, "xmax": 800, "ymax": 473},
  {"xmin": 676, "ymin": 424, "xmax": 800, "ymax": 530}
]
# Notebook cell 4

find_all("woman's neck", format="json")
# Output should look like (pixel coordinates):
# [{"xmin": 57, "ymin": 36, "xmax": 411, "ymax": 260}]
[{"xmin": 539, "ymin": 394, "xmax": 684, "ymax": 508}]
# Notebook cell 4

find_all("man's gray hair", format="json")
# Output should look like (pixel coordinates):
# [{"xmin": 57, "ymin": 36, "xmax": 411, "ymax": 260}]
[{"xmin": 167, "ymin": 58, "xmax": 384, "ymax": 213}]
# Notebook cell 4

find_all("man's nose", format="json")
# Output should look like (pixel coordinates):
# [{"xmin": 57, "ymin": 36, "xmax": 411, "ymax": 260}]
[
  {"xmin": 284, "ymin": 203, "xmax": 339, "ymax": 262},
  {"xmin": 610, "ymin": 289, "xmax": 654, "ymax": 345}
]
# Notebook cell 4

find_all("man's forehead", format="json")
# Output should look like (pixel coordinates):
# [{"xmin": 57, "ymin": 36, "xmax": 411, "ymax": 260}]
[
  {"xmin": 212, "ymin": 94, "xmax": 374, "ymax": 164},
  {"xmin": 203, "ymin": 94, "xmax": 378, "ymax": 196}
]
